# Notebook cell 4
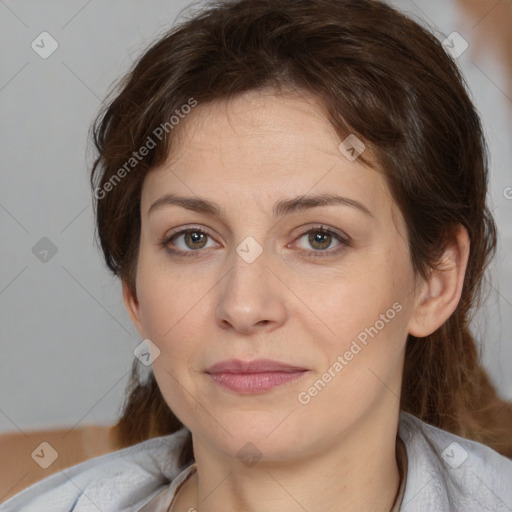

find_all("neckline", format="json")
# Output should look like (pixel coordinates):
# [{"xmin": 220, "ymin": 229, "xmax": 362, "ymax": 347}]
[
  {"xmin": 136, "ymin": 461, "xmax": 197, "ymax": 511},
  {"xmin": 166, "ymin": 462, "xmax": 197, "ymax": 511}
]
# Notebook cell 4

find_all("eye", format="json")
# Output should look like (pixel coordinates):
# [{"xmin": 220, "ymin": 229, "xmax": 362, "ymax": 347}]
[
  {"xmin": 160, "ymin": 224, "xmax": 350, "ymax": 259},
  {"xmin": 292, "ymin": 226, "xmax": 350, "ymax": 258},
  {"xmin": 160, "ymin": 226, "xmax": 218, "ymax": 257}
]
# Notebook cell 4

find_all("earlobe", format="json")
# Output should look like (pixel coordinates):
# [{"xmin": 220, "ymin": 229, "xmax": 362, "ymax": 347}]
[
  {"xmin": 122, "ymin": 280, "xmax": 145, "ymax": 338},
  {"xmin": 407, "ymin": 224, "xmax": 470, "ymax": 338}
]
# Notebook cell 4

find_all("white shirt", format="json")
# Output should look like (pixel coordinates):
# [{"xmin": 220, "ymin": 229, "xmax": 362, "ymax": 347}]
[{"xmin": 1, "ymin": 411, "xmax": 511, "ymax": 511}]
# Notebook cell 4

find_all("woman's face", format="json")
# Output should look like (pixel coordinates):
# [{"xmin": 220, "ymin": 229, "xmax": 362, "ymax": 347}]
[{"xmin": 124, "ymin": 89, "xmax": 423, "ymax": 461}]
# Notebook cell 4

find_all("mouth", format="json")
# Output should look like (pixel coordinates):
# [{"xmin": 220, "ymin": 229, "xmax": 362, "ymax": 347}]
[{"xmin": 204, "ymin": 359, "xmax": 309, "ymax": 394}]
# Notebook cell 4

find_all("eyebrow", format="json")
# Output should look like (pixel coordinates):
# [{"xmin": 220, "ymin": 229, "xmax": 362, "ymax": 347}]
[{"xmin": 147, "ymin": 193, "xmax": 374, "ymax": 219}]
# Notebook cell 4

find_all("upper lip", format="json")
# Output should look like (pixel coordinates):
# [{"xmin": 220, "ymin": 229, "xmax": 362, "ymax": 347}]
[{"xmin": 205, "ymin": 358, "xmax": 307, "ymax": 374}]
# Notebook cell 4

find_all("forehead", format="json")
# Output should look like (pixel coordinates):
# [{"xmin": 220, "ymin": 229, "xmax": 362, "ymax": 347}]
[
  {"xmin": 141, "ymin": 89, "xmax": 403, "ymax": 234},
  {"xmin": 166, "ymin": 88, "xmax": 366, "ymax": 170}
]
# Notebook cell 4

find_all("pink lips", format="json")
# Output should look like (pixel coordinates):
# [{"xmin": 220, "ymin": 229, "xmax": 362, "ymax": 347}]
[{"xmin": 205, "ymin": 359, "xmax": 308, "ymax": 393}]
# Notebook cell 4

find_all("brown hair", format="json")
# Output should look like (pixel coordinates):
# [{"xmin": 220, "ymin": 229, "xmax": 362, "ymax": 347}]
[{"xmin": 90, "ymin": 0, "xmax": 512, "ymax": 465}]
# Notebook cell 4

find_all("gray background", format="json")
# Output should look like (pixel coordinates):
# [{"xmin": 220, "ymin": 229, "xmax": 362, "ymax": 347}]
[{"xmin": 1, "ymin": 0, "xmax": 511, "ymax": 434}]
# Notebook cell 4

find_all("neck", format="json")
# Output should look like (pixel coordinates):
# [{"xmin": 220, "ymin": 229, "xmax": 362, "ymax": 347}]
[{"xmin": 172, "ymin": 408, "xmax": 402, "ymax": 512}]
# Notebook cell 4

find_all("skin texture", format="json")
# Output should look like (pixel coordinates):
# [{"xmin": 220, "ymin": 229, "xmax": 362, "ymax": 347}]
[{"xmin": 123, "ymin": 88, "xmax": 470, "ymax": 512}]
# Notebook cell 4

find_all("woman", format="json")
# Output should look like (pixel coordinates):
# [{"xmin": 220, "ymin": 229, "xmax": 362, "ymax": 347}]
[{"xmin": 2, "ymin": 0, "xmax": 511, "ymax": 510}]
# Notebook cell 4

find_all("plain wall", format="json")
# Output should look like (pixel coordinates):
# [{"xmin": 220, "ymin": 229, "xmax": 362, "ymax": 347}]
[{"xmin": 1, "ymin": 0, "xmax": 511, "ymax": 435}]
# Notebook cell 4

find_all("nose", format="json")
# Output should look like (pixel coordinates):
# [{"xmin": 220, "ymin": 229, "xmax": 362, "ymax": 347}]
[{"xmin": 215, "ymin": 248, "xmax": 287, "ymax": 335}]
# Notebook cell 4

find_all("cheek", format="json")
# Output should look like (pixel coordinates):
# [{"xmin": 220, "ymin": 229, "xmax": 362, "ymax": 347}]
[
  {"xmin": 134, "ymin": 263, "xmax": 213, "ymax": 392},
  {"xmin": 305, "ymin": 252, "xmax": 411, "ymax": 367},
  {"xmin": 135, "ymin": 255, "xmax": 203, "ymax": 340},
  {"xmin": 297, "ymin": 263, "xmax": 394, "ymax": 331}
]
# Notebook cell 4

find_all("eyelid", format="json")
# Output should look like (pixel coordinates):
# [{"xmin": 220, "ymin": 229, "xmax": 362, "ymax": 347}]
[{"xmin": 290, "ymin": 224, "xmax": 350, "ymax": 244}]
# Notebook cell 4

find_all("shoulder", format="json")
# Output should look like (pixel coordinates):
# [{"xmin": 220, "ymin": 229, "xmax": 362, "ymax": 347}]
[
  {"xmin": 0, "ymin": 427, "xmax": 191, "ymax": 512},
  {"xmin": 398, "ymin": 411, "xmax": 512, "ymax": 511}
]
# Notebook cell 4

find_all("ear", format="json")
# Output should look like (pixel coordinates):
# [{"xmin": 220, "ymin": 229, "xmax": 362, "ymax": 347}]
[
  {"xmin": 122, "ymin": 280, "xmax": 146, "ymax": 339},
  {"xmin": 407, "ymin": 224, "xmax": 470, "ymax": 338}
]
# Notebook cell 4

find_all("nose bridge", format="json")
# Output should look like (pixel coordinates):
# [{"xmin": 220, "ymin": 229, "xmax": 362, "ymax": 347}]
[
  {"xmin": 227, "ymin": 235, "xmax": 269, "ymax": 294},
  {"xmin": 215, "ymin": 235, "xmax": 285, "ymax": 331}
]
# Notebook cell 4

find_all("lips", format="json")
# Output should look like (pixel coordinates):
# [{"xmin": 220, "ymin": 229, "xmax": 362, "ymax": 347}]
[
  {"xmin": 205, "ymin": 358, "xmax": 307, "ymax": 374},
  {"xmin": 205, "ymin": 359, "xmax": 308, "ymax": 393}
]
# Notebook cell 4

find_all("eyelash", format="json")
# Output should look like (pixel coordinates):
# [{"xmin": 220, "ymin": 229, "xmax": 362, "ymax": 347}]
[{"xmin": 159, "ymin": 224, "xmax": 351, "ymax": 259}]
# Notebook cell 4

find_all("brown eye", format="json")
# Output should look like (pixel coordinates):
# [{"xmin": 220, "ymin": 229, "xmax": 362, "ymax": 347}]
[
  {"xmin": 183, "ymin": 231, "xmax": 208, "ymax": 250},
  {"xmin": 308, "ymin": 230, "xmax": 334, "ymax": 250},
  {"xmin": 292, "ymin": 226, "xmax": 350, "ymax": 259},
  {"xmin": 161, "ymin": 227, "xmax": 216, "ymax": 257}
]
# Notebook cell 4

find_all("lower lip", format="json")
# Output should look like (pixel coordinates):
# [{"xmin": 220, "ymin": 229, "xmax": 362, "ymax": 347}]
[{"xmin": 207, "ymin": 371, "xmax": 307, "ymax": 393}]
